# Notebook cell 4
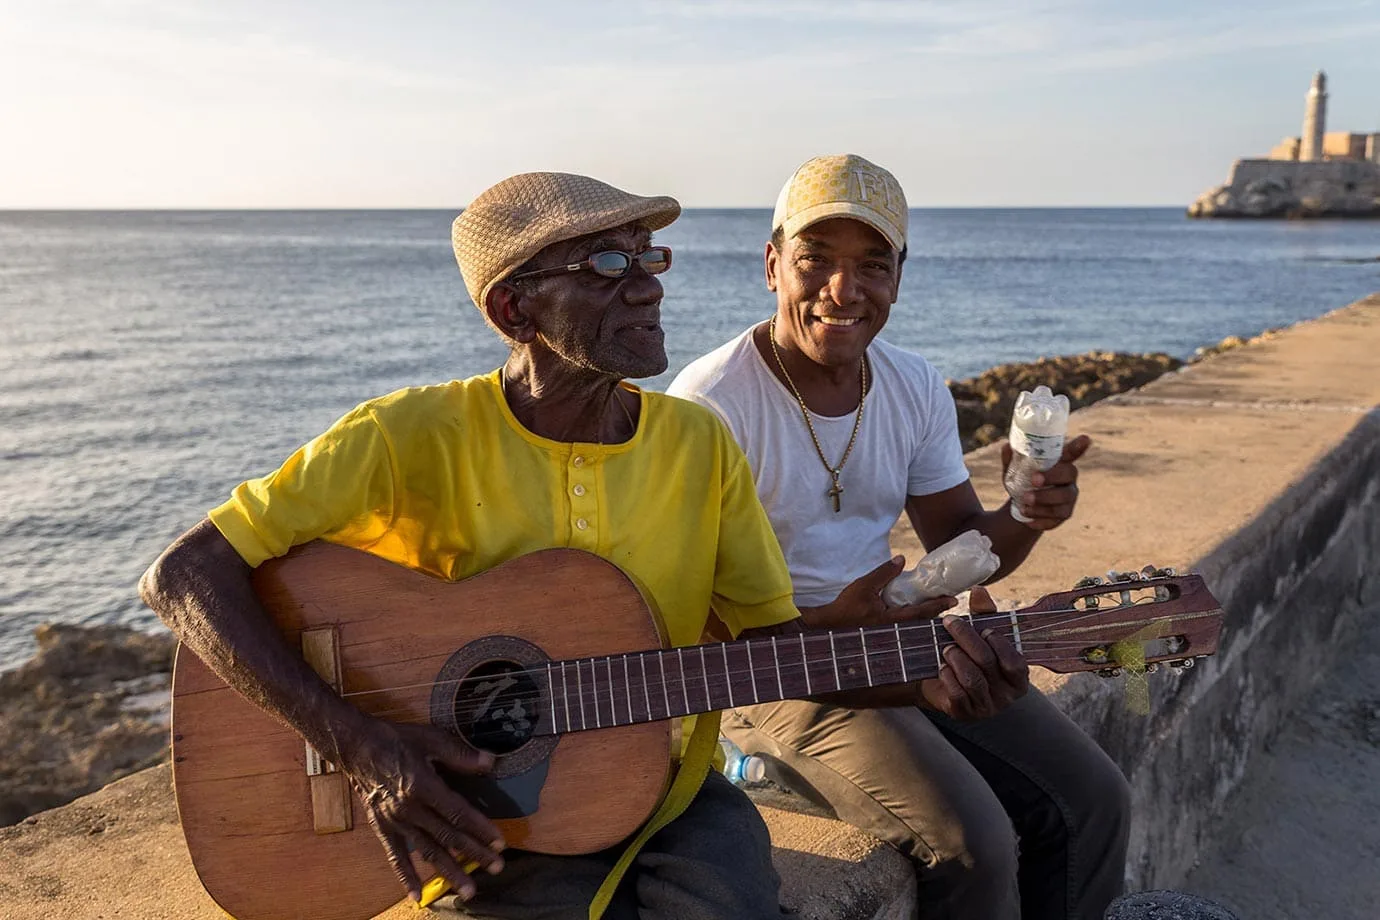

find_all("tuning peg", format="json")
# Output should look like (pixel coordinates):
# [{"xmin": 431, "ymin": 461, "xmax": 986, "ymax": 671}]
[
  {"xmin": 1144, "ymin": 663, "xmax": 1159, "ymax": 674},
  {"xmin": 1095, "ymin": 667, "xmax": 1123, "ymax": 679},
  {"xmin": 1141, "ymin": 564, "xmax": 1177, "ymax": 579},
  {"xmin": 1168, "ymin": 658, "xmax": 1195, "ymax": 670},
  {"xmin": 1074, "ymin": 575, "xmax": 1105, "ymax": 588}
]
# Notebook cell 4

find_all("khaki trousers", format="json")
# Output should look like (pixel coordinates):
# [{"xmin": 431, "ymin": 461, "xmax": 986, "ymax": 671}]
[{"xmin": 723, "ymin": 689, "xmax": 1132, "ymax": 920}]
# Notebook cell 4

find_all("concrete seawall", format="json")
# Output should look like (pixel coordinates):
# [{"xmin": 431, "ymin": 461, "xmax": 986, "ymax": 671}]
[
  {"xmin": 2, "ymin": 295, "xmax": 1377, "ymax": 919},
  {"xmin": 937, "ymin": 294, "xmax": 1379, "ymax": 894}
]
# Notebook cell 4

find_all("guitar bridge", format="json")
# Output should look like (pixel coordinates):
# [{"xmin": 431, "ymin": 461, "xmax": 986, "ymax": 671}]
[{"xmin": 302, "ymin": 627, "xmax": 352, "ymax": 834}]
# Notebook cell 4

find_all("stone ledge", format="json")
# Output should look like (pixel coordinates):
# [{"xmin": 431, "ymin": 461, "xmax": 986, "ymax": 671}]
[{"xmin": 0, "ymin": 764, "xmax": 914, "ymax": 920}]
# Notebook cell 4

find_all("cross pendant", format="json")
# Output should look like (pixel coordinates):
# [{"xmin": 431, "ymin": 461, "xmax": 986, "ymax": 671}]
[{"xmin": 828, "ymin": 478, "xmax": 843, "ymax": 513}]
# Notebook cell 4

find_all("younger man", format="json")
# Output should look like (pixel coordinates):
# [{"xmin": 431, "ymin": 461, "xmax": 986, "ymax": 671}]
[{"xmin": 669, "ymin": 154, "xmax": 1132, "ymax": 920}]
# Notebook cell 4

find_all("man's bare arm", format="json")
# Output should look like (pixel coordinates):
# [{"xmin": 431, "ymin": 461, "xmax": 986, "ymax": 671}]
[
  {"xmin": 139, "ymin": 519, "xmax": 505, "ymax": 901},
  {"xmin": 905, "ymin": 435, "xmax": 1092, "ymax": 583}
]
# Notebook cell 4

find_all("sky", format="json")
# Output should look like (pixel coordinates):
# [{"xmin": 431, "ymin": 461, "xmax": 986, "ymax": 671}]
[{"xmin": 3, "ymin": 0, "xmax": 1379, "ymax": 208}]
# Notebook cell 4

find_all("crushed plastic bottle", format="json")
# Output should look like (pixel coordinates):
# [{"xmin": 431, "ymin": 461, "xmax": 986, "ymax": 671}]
[
  {"xmin": 882, "ymin": 530, "xmax": 1001, "ymax": 606},
  {"xmin": 1003, "ymin": 385, "xmax": 1070, "ymax": 523},
  {"xmin": 719, "ymin": 737, "xmax": 766, "ymax": 785}
]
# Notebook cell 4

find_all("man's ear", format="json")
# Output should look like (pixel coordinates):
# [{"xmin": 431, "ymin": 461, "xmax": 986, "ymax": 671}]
[
  {"xmin": 764, "ymin": 241, "xmax": 779, "ymax": 293},
  {"xmin": 891, "ymin": 259, "xmax": 903, "ymax": 304},
  {"xmin": 485, "ymin": 282, "xmax": 538, "ymax": 343}
]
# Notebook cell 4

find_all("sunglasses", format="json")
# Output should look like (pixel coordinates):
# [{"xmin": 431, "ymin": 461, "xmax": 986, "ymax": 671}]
[{"xmin": 509, "ymin": 246, "xmax": 673, "ymax": 282}]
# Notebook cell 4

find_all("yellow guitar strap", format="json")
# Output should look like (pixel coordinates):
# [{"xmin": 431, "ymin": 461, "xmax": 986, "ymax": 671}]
[{"xmin": 587, "ymin": 710, "xmax": 722, "ymax": 920}]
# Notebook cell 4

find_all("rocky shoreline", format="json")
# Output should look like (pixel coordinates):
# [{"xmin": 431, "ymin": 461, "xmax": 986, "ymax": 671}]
[
  {"xmin": 0, "ymin": 624, "xmax": 175, "ymax": 826},
  {"xmin": 0, "ymin": 328, "xmax": 1284, "ymax": 827}
]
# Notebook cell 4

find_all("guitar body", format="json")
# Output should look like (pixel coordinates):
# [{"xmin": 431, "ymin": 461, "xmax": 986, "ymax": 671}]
[{"xmin": 172, "ymin": 544, "xmax": 675, "ymax": 920}]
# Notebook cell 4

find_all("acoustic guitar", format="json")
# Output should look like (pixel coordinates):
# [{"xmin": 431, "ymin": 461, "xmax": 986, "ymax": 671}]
[{"xmin": 171, "ymin": 543, "xmax": 1223, "ymax": 920}]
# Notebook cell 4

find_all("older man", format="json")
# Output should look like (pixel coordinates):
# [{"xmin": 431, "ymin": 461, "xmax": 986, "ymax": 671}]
[
  {"xmin": 669, "ymin": 154, "xmax": 1133, "ymax": 920},
  {"xmin": 139, "ymin": 171, "xmax": 1018, "ymax": 920}
]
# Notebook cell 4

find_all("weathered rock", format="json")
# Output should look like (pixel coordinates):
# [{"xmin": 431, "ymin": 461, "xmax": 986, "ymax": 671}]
[
  {"xmin": 0, "ymin": 623, "xmax": 175, "ymax": 826},
  {"xmin": 947, "ymin": 351, "xmax": 1185, "ymax": 450},
  {"xmin": 1105, "ymin": 890, "xmax": 1241, "ymax": 920}
]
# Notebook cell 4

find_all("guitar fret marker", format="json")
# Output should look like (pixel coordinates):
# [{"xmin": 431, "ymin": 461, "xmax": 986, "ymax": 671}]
[
  {"xmin": 895, "ymin": 623, "xmax": 908, "ymax": 682},
  {"xmin": 860, "ymin": 628, "xmax": 872, "ymax": 685},
  {"xmin": 593, "ymin": 658, "xmax": 602, "ymax": 729},
  {"xmin": 577, "ymin": 660, "xmax": 587, "ymax": 730},
  {"xmin": 800, "ymin": 633, "xmax": 811, "ymax": 694},
  {"xmin": 700, "ymin": 646, "xmax": 711, "ymax": 708},
  {"xmin": 722, "ymin": 644, "xmax": 734, "ymax": 708},
  {"xmin": 606, "ymin": 657, "xmax": 615, "ymax": 727},
  {"xmin": 640, "ymin": 654, "xmax": 651, "ymax": 720},
  {"xmin": 561, "ymin": 661, "xmax": 571, "ymax": 734},
  {"xmin": 678, "ymin": 648, "xmax": 690, "ymax": 714},
  {"xmin": 547, "ymin": 663, "xmax": 557, "ymax": 733},
  {"xmin": 771, "ymin": 636, "xmax": 784, "ymax": 699},
  {"xmin": 659, "ymin": 654, "xmax": 671, "ymax": 719}
]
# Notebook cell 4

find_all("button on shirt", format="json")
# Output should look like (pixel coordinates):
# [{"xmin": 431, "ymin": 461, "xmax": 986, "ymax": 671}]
[{"xmin": 209, "ymin": 371, "xmax": 799, "ymax": 647}]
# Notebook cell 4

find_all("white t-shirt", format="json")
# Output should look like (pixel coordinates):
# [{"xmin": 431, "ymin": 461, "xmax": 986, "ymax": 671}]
[{"xmin": 668, "ymin": 326, "xmax": 969, "ymax": 608}]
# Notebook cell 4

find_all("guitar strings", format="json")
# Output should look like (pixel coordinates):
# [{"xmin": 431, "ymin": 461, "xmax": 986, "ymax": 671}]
[
  {"xmin": 348, "ymin": 638, "xmax": 1180, "ymax": 730},
  {"xmin": 340, "ymin": 609, "xmax": 1195, "ymax": 727},
  {"xmin": 333, "ymin": 601, "xmax": 1175, "ymax": 711},
  {"xmin": 335, "ymin": 597, "xmax": 1176, "ymax": 705}
]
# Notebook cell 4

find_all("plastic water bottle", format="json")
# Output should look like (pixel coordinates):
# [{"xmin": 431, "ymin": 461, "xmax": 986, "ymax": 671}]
[
  {"xmin": 1003, "ymin": 385, "xmax": 1069, "ymax": 523},
  {"xmin": 719, "ymin": 737, "xmax": 766, "ymax": 785}
]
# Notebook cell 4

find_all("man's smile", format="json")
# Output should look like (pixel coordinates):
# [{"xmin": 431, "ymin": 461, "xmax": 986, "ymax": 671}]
[{"xmin": 810, "ymin": 314, "xmax": 863, "ymax": 327}]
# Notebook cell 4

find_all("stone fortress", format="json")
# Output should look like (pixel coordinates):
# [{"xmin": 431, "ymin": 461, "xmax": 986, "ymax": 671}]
[{"xmin": 1188, "ymin": 71, "xmax": 1380, "ymax": 218}]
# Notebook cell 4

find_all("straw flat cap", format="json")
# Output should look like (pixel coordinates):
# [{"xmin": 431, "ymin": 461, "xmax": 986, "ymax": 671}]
[{"xmin": 452, "ymin": 172, "xmax": 681, "ymax": 309}]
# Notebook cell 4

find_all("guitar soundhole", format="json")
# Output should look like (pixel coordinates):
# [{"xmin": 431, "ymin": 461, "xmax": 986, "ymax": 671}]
[{"xmin": 452, "ymin": 660, "xmax": 540, "ymax": 755}]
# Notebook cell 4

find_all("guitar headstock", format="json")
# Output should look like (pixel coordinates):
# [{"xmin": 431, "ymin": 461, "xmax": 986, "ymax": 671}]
[{"xmin": 1014, "ymin": 566, "xmax": 1223, "ymax": 676}]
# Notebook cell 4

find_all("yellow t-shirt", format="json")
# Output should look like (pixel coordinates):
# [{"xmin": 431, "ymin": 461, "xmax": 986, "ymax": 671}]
[{"xmin": 209, "ymin": 370, "xmax": 799, "ymax": 648}]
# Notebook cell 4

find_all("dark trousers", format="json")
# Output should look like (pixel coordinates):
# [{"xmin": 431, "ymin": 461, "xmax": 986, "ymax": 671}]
[
  {"xmin": 723, "ymin": 689, "xmax": 1132, "ymax": 920},
  {"xmin": 461, "ymin": 770, "xmax": 786, "ymax": 920}
]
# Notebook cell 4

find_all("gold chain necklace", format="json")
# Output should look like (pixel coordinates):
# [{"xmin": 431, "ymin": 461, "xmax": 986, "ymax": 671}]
[{"xmin": 767, "ymin": 316, "xmax": 868, "ymax": 513}]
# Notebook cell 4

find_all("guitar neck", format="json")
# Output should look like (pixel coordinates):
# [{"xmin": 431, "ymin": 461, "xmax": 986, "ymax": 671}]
[{"xmin": 533, "ymin": 618, "xmax": 984, "ymax": 736}]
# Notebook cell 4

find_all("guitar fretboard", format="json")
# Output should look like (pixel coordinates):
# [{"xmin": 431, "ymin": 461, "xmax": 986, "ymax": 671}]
[{"xmin": 533, "ymin": 620, "xmax": 999, "ymax": 735}]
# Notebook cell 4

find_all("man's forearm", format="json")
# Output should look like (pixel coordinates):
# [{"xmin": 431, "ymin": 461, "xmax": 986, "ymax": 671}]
[{"xmin": 140, "ymin": 520, "xmax": 367, "ymax": 763}]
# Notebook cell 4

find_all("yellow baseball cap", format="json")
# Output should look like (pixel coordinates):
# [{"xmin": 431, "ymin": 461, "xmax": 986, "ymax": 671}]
[{"xmin": 771, "ymin": 154, "xmax": 907, "ymax": 251}]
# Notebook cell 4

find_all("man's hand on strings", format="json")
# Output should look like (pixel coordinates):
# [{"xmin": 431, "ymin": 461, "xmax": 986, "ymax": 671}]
[
  {"xmin": 339, "ymin": 717, "xmax": 507, "ymax": 902},
  {"xmin": 917, "ymin": 586, "xmax": 1030, "ymax": 720}
]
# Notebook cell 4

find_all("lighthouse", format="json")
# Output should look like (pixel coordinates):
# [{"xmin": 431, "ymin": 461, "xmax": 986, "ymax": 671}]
[{"xmin": 1300, "ymin": 70, "xmax": 1328, "ymax": 161}]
